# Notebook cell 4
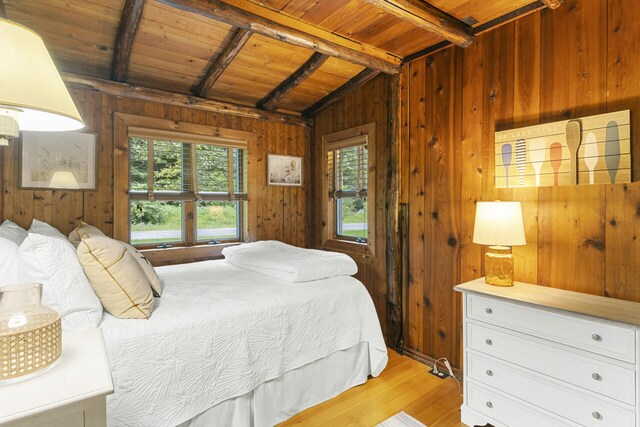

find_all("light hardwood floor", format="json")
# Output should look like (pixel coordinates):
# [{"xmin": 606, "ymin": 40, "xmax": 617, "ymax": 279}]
[{"xmin": 278, "ymin": 349, "xmax": 464, "ymax": 426}]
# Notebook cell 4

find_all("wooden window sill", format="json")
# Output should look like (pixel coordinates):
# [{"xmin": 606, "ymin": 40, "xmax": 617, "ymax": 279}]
[
  {"xmin": 141, "ymin": 242, "xmax": 240, "ymax": 266},
  {"xmin": 323, "ymin": 238, "xmax": 374, "ymax": 258}
]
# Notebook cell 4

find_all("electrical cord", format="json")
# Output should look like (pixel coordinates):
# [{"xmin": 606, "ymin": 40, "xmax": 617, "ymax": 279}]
[{"xmin": 433, "ymin": 357, "xmax": 462, "ymax": 397}]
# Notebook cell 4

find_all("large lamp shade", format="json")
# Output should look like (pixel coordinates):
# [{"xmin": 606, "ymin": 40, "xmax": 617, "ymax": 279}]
[
  {"xmin": 0, "ymin": 18, "xmax": 83, "ymax": 132},
  {"xmin": 473, "ymin": 201, "xmax": 526, "ymax": 247}
]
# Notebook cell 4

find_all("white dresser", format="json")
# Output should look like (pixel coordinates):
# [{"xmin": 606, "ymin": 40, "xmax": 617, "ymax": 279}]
[{"xmin": 455, "ymin": 278, "xmax": 640, "ymax": 427}]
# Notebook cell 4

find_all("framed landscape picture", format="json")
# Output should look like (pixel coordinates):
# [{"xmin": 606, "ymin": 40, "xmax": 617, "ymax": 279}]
[
  {"xmin": 267, "ymin": 154, "xmax": 303, "ymax": 187},
  {"xmin": 20, "ymin": 131, "xmax": 97, "ymax": 190}
]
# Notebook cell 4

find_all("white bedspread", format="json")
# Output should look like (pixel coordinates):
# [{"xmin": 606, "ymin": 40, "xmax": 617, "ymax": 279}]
[
  {"xmin": 100, "ymin": 259, "xmax": 387, "ymax": 427},
  {"xmin": 222, "ymin": 240, "xmax": 358, "ymax": 282}
]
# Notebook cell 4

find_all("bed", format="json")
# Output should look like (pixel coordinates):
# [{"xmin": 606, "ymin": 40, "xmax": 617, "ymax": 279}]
[{"xmin": 100, "ymin": 257, "xmax": 388, "ymax": 427}]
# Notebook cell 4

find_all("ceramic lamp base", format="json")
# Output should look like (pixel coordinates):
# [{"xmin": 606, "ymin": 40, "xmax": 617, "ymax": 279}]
[{"xmin": 484, "ymin": 246, "xmax": 514, "ymax": 287}]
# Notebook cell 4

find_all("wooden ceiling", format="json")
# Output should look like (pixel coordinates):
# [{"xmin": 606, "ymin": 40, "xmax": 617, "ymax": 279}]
[{"xmin": 3, "ymin": 0, "xmax": 559, "ymax": 119}]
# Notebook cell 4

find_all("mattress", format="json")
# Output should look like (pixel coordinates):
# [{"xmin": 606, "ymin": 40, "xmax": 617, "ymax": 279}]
[{"xmin": 100, "ymin": 259, "xmax": 388, "ymax": 427}]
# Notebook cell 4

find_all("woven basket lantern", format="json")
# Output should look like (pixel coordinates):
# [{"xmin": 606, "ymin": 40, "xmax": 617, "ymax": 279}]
[{"xmin": 0, "ymin": 283, "xmax": 62, "ymax": 383}]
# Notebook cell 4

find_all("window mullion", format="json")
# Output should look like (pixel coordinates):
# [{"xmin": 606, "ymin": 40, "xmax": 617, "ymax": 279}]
[
  {"xmin": 190, "ymin": 143, "xmax": 200, "ymax": 201},
  {"xmin": 147, "ymin": 138, "xmax": 154, "ymax": 201},
  {"xmin": 357, "ymin": 144, "xmax": 362, "ymax": 192},
  {"xmin": 227, "ymin": 148, "xmax": 234, "ymax": 196},
  {"xmin": 185, "ymin": 143, "xmax": 196, "ymax": 245}
]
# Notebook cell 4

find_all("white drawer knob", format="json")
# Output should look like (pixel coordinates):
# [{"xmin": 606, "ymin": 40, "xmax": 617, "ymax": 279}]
[
  {"xmin": 592, "ymin": 373, "xmax": 602, "ymax": 381},
  {"xmin": 485, "ymin": 339, "xmax": 493, "ymax": 345},
  {"xmin": 485, "ymin": 308, "xmax": 493, "ymax": 314},
  {"xmin": 591, "ymin": 334, "xmax": 602, "ymax": 342},
  {"xmin": 486, "ymin": 402, "xmax": 493, "ymax": 409},
  {"xmin": 592, "ymin": 411, "xmax": 602, "ymax": 420},
  {"xmin": 486, "ymin": 369, "xmax": 493, "ymax": 376}
]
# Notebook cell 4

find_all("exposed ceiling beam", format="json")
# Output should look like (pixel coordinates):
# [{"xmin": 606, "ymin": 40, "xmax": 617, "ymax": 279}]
[
  {"xmin": 402, "ymin": 2, "xmax": 546, "ymax": 64},
  {"xmin": 194, "ymin": 28, "xmax": 252, "ymax": 98},
  {"xmin": 111, "ymin": 0, "xmax": 146, "ymax": 82},
  {"xmin": 541, "ymin": 0, "xmax": 564, "ymax": 9},
  {"xmin": 362, "ymin": 0, "xmax": 474, "ymax": 47},
  {"xmin": 258, "ymin": 52, "xmax": 329, "ymax": 111},
  {"xmin": 62, "ymin": 73, "xmax": 310, "ymax": 127},
  {"xmin": 303, "ymin": 69, "xmax": 381, "ymax": 118},
  {"xmin": 157, "ymin": 0, "xmax": 400, "ymax": 74}
]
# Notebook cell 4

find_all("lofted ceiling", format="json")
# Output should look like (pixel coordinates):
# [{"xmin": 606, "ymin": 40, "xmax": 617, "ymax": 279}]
[{"xmin": 4, "ymin": 0, "xmax": 555, "ymax": 118}]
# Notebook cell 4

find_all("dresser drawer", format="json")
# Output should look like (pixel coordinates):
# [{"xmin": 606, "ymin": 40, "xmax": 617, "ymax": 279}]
[
  {"xmin": 466, "ymin": 380, "xmax": 579, "ymax": 427},
  {"xmin": 467, "ymin": 351, "xmax": 636, "ymax": 427},
  {"xmin": 467, "ymin": 293, "xmax": 636, "ymax": 363},
  {"xmin": 467, "ymin": 322, "xmax": 636, "ymax": 405}
]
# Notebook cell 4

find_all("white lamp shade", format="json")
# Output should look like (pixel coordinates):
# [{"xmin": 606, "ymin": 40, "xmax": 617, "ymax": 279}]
[
  {"xmin": 473, "ymin": 201, "xmax": 526, "ymax": 246},
  {"xmin": 0, "ymin": 18, "xmax": 84, "ymax": 131}
]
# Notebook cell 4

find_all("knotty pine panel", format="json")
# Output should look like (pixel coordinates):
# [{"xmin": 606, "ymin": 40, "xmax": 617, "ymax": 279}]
[
  {"xmin": 406, "ymin": 59, "xmax": 426, "ymax": 352},
  {"xmin": 0, "ymin": 88, "xmax": 308, "ymax": 265},
  {"xmin": 399, "ymin": 0, "xmax": 640, "ymax": 367},
  {"xmin": 422, "ymin": 48, "xmax": 463, "ymax": 367},
  {"xmin": 310, "ymin": 75, "xmax": 391, "ymax": 342}
]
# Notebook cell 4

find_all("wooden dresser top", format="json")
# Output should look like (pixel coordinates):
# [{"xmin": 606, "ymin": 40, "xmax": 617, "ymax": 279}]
[{"xmin": 455, "ymin": 278, "xmax": 640, "ymax": 328}]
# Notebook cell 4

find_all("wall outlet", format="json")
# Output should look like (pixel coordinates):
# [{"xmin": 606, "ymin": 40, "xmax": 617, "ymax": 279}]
[{"xmin": 429, "ymin": 368, "xmax": 449, "ymax": 379}]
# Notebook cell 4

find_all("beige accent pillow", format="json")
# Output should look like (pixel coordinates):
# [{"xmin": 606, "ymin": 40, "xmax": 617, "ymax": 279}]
[
  {"xmin": 124, "ymin": 243, "xmax": 162, "ymax": 297},
  {"xmin": 69, "ymin": 221, "xmax": 105, "ymax": 247},
  {"xmin": 77, "ymin": 236, "xmax": 153, "ymax": 319}
]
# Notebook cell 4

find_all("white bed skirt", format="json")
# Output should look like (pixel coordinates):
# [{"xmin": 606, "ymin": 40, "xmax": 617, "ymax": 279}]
[{"xmin": 179, "ymin": 342, "xmax": 371, "ymax": 427}]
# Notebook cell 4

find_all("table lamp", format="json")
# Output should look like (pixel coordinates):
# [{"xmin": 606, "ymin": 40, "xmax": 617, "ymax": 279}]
[
  {"xmin": 0, "ymin": 18, "xmax": 84, "ymax": 145},
  {"xmin": 473, "ymin": 201, "xmax": 526, "ymax": 286},
  {"xmin": 0, "ymin": 17, "xmax": 80, "ymax": 383}
]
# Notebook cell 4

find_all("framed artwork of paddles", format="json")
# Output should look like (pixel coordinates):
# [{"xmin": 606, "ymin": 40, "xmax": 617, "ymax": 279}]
[{"xmin": 494, "ymin": 110, "xmax": 631, "ymax": 188}]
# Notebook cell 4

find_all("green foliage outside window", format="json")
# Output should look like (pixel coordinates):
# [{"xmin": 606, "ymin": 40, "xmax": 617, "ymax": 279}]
[{"xmin": 128, "ymin": 137, "xmax": 244, "ymax": 245}]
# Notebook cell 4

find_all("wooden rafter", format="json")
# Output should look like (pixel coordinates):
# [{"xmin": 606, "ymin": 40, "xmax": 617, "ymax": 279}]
[
  {"xmin": 303, "ymin": 69, "xmax": 381, "ymax": 118},
  {"xmin": 111, "ymin": 0, "xmax": 146, "ymax": 82},
  {"xmin": 62, "ymin": 73, "xmax": 310, "ymax": 127},
  {"xmin": 541, "ymin": 0, "xmax": 564, "ymax": 9},
  {"xmin": 258, "ymin": 52, "xmax": 329, "ymax": 111},
  {"xmin": 194, "ymin": 28, "xmax": 253, "ymax": 98},
  {"xmin": 156, "ymin": 0, "xmax": 400, "ymax": 74},
  {"xmin": 403, "ymin": 2, "xmax": 546, "ymax": 64},
  {"xmin": 362, "ymin": 0, "xmax": 474, "ymax": 47}
]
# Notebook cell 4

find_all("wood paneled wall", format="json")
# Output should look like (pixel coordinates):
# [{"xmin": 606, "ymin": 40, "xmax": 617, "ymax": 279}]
[
  {"xmin": 400, "ymin": 0, "xmax": 640, "ymax": 368},
  {"xmin": 1, "ymin": 88, "xmax": 309, "ymax": 262},
  {"xmin": 310, "ymin": 75, "xmax": 391, "ymax": 340}
]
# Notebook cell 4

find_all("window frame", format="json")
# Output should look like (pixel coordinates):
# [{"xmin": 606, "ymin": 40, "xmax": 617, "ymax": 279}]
[
  {"xmin": 321, "ymin": 123, "xmax": 376, "ymax": 257},
  {"xmin": 114, "ymin": 114, "xmax": 255, "ymax": 258}
]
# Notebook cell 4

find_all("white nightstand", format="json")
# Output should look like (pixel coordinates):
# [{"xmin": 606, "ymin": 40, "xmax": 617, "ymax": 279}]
[{"xmin": 0, "ymin": 328, "xmax": 113, "ymax": 427}]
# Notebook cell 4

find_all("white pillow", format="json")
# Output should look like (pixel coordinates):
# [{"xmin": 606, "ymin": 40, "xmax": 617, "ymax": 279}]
[
  {"xmin": 19, "ymin": 233, "xmax": 103, "ymax": 330},
  {"xmin": 28, "ymin": 219, "xmax": 67, "ymax": 240},
  {"xmin": 0, "ymin": 220, "xmax": 28, "ymax": 245},
  {"xmin": 0, "ymin": 238, "xmax": 21, "ymax": 286}
]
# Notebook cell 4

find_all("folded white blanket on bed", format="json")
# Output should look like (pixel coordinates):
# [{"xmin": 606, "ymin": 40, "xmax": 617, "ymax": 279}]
[{"xmin": 222, "ymin": 240, "xmax": 358, "ymax": 282}]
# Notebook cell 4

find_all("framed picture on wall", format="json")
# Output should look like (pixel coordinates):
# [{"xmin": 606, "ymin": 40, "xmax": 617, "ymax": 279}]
[
  {"xmin": 20, "ymin": 131, "xmax": 97, "ymax": 190},
  {"xmin": 267, "ymin": 154, "xmax": 303, "ymax": 187}
]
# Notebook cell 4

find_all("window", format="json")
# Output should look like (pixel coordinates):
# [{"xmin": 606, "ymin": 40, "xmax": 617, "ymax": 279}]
[
  {"xmin": 128, "ymin": 135, "xmax": 246, "ymax": 247},
  {"xmin": 111, "ymin": 112, "xmax": 254, "ymax": 252},
  {"xmin": 328, "ymin": 141, "xmax": 368, "ymax": 242},
  {"xmin": 322, "ymin": 123, "xmax": 376, "ymax": 255}
]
